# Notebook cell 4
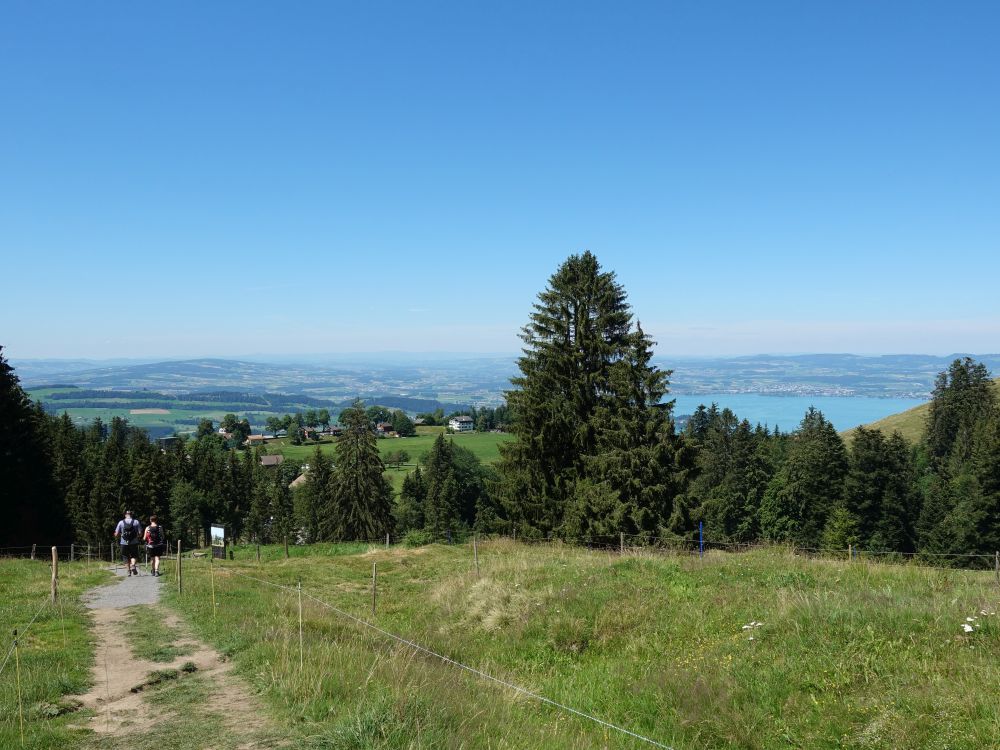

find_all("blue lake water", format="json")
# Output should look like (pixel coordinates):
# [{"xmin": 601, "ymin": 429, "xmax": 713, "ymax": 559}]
[{"xmin": 670, "ymin": 394, "xmax": 928, "ymax": 433}]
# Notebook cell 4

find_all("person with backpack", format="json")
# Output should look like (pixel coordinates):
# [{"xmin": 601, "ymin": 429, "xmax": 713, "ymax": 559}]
[
  {"xmin": 114, "ymin": 510, "xmax": 142, "ymax": 576},
  {"xmin": 144, "ymin": 515, "xmax": 166, "ymax": 577}
]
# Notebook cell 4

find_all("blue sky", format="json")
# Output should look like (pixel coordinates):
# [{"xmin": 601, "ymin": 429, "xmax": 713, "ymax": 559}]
[{"xmin": 2, "ymin": 1, "xmax": 997, "ymax": 359}]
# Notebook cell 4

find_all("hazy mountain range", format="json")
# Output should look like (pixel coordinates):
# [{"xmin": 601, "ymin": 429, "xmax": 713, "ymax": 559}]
[{"xmin": 15, "ymin": 353, "xmax": 1000, "ymax": 404}]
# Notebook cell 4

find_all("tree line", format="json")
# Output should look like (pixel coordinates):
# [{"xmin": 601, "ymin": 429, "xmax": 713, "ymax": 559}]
[
  {"xmin": 487, "ymin": 254, "xmax": 1000, "ymax": 562},
  {"xmin": 3, "ymin": 252, "xmax": 999, "ymax": 562}
]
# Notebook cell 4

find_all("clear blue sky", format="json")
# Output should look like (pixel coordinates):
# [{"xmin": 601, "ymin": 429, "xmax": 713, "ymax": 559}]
[{"xmin": 2, "ymin": 1, "xmax": 997, "ymax": 359}]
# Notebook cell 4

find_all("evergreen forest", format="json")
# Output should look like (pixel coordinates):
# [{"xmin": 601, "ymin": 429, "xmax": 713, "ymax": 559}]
[{"xmin": 3, "ymin": 253, "xmax": 999, "ymax": 562}]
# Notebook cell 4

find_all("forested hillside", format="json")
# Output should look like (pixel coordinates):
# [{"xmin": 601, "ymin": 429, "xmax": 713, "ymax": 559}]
[{"xmin": 3, "ymin": 254, "xmax": 1000, "ymax": 560}]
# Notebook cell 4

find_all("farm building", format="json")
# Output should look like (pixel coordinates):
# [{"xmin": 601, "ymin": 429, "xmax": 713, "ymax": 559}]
[{"xmin": 448, "ymin": 415, "xmax": 474, "ymax": 432}]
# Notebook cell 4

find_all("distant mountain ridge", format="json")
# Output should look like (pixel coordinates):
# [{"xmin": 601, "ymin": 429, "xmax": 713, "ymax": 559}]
[{"xmin": 17, "ymin": 353, "xmax": 1000, "ymax": 404}]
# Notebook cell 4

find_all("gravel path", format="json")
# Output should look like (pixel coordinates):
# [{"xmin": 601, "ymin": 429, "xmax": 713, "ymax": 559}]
[{"xmin": 83, "ymin": 565, "xmax": 162, "ymax": 609}]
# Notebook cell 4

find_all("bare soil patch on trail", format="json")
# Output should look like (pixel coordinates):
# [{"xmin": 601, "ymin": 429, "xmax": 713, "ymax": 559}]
[{"xmin": 75, "ymin": 569, "xmax": 277, "ymax": 748}]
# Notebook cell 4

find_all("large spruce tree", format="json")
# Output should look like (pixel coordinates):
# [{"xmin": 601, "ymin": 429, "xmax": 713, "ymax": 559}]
[
  {"xmin": 329, "ymin": 402, "xmax": 393, "ymax": 540},
  {"xmin": 495, "ymin": 252, "xmax": 679, "ymax": 537}
]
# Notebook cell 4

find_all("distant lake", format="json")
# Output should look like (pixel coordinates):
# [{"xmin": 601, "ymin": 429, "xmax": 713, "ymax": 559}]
[{"xmin": 671, "ymin": 394, "xmax": 928, "ymax": 433}]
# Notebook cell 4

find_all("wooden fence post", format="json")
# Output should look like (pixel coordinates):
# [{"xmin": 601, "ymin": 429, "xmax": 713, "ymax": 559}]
[
  {"xmin": 371, "ymin": 562, "xmax": 377, "ymax": 616},
  {"xmin": 51, "ymin": 546, "xmax": 58, "ymax": 602},
  {"xmin": 177, "ymin": 540, "xmax": 182, "ymax": 594},
  {"xmin": 620, "ymin": 532, "xmax": 624, "ymax": 555},
  {"xmin": 473, "ymin": 533, "xmax": 480, "ymax": 578},
  {"xmin": 386, "ymin": 532, "xmax": 390, "ymax": 549},
  {"xmin": 14, "ymin": 628, "xmax": 25, "ymax": 747},
  {"xmin": 30, "ymin": 544, "xmax": 36, "ymax": 561},
  {"xmin": 210, "ymin": 553, "xmax": 216, "ymax": 618},
  {"xmin": 995, "ymin": 551, "xmax": 999, "ymax": 585},
  {"xmin": 71, "ymin": 543, "xmax": 75, "ymax": 562},
  {"xmin": 297, "ymin": 581, "xmax": 304, "ymax": 670}
]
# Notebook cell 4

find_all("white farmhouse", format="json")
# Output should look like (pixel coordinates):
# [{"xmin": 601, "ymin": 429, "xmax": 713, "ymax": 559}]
[{"xmin": 448, "ymin": 415, "xmax": 474, "ymax": 432}]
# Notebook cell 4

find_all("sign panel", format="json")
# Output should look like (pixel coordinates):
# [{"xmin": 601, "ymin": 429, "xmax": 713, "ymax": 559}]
[{"xmin": 210, "ymin": 524, "xmax": 226, "ymax": 559}]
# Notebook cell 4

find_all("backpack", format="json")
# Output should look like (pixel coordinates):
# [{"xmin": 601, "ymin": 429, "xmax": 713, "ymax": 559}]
[
  {"xmin": 121, "ymin": 519, "xmax": 138, "ymax": 544},
  {"xmin": 148, "ymin": 525, "xmax": 163, "ymax": 545}
]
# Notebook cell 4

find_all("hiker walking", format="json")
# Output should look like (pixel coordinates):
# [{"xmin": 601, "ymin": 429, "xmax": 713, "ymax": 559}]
[
  {"xmin": 114, "ymin": 510, "xmax": 142, "ymax": 576},
  {"xmin": 144, "ymin": 515, "xmax": 166, "ymax": 577}
]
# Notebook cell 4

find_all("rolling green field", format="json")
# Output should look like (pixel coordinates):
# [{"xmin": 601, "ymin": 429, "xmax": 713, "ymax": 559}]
[
  {"xmin": 272, "ymin": 430, "xmax": 514, "ymax": 478},
  {"xmin": 159, "ymin": 542, "xmax": 1000, "ymax": 749},
  {"xmin": 27, "ymin": 386, "xmax": 334, "ymax": 437},
  {"xmin": 40, "ymin": 406, "xmax": 239, "ymax": 434}
]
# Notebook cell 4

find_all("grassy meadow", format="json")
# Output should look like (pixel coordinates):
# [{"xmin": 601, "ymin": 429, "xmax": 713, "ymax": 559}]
[
  {"xmin": 0, "ymin": 559, "xmax": 109, "ymax": 749},
  {"xmin": 157, "ymin": 541, "xmax": 1000, "ymax": 749},
  {"xmin": 272, "ymin": 428, "xmax": 512, "ymax": 465}
]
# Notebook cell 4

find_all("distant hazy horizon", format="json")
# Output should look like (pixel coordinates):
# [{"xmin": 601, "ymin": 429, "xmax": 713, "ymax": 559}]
[
  {"xmin": 9, "ymin": 349, "xmax": 1000, "ymax": 367},
  {"xmin": 11, "ymin": 350, "xmax": 1000, "ymax": 365}
]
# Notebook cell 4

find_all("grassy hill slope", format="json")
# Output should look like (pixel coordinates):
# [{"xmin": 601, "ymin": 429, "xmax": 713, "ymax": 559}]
[
  {"xmin": 161, "ymin": 542, "xmax": 1000, "ymax": 749},
  {"xmin": 842, "ymin": 377, "xmax": 1000, "ymax": 444}
]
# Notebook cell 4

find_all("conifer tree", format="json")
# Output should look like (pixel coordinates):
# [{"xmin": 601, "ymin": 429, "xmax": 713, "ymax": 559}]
[
  {"xmin": 926, "ymin": 357, "xmax": 995, "ymax": 468},
  {"xmin": 842, "ymin": 427, "xmax": 892, "ymax": 546},
  {"xmin": 299, "ymin": 446, "xmax": 333, "ymax": 542},
  {"xmin": 868, "ymin": 432, "xmax": 918, "ymax": 552},
  {"xmin": 329, "ymin": 402, "xmax": 393, "ymax": 540},
  {"xmin": 496, "ymin": 252, "xmax": 679, "ymax": 536},
  {"xmin": 0, "ymin": 347, "xmax": 68, "ymax": 545},
  {"xmin": 693, "ymin": 416, "xmax": 772, "ymax": 543},
  {"xmin": 759, "ymin": 408, "xmax": 847, "ymax": 547},
  {"xmin": 395, "ymin": 466, "xmax": 427, "ymax": 532},
  {"xmin": 423, "ymin": 434, "xmax": 461, "ymax": 535},
  {"xmin": 269, "ymin": 476, "xmax": 295, "ymax": 553},
  {"xmin": 945, "ymin": 407, "xmax": 1000, "ymax": 556}
]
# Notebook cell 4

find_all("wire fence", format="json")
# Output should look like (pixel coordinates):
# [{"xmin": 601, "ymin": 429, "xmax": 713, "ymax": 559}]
[
  {"xmin": 204, "ymin": 562, "xmax": 677, "ymax": 749},
  {"xmin": 4, "ymin": 530, "xmax": 1000, "ymax": 572},
  {"xmin": 164, "ymin": 532, "xmax": 1000, "ymax": 748},
  {"xmin": 4, "ymin": 530, "xmax": 1000, "ymax": 747},
  {"xmin": 0, "ymin": 600, "xmax": 50, "ymax": 679}
]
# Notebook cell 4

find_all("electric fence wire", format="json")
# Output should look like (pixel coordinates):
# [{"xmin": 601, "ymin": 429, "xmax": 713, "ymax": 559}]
[
  {"xmin": 223, "ymin": 567, "xmax": 676, "ymax": 750},
  {"xmin": 0, "ymin": 600, "xmax": 49, "ymax": 678}
]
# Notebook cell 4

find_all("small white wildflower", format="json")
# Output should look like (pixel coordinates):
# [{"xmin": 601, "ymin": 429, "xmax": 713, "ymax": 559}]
[
  {"xmin": 962, "ymin": 623, "xmax": 974, "ymax": 633},
  {"xmin": 966, "ymin": 617, "xmax": 976, "ymax": 622}
]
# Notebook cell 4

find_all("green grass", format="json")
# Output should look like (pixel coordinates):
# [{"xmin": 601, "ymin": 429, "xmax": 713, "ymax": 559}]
[
  {"xmin": 272, "ymin": 429, "xmax": 513, "ymax": 495},
  {"xmin": 0, "ymin": 559, "xmax": 110, "ymax": 749},
  {"xmin": 124, "ymin": 607, "xmax": 193, "ymax": 663},
  {"xmin": 159, "ymin": 541, "xmax": 1000, "ymax": 749},
  {"xmin": 39, "ymin": 406, "xmax": 241, "ymax": 433},
  {"xmin": 274, "ymin": 430, "xmax": 513, "ymax": 466}
]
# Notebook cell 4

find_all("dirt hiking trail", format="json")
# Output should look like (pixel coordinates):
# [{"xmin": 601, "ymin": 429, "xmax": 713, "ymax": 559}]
[{"xmin": 76, "ymin": 567, "xmax": 280, "ymax": 749}]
